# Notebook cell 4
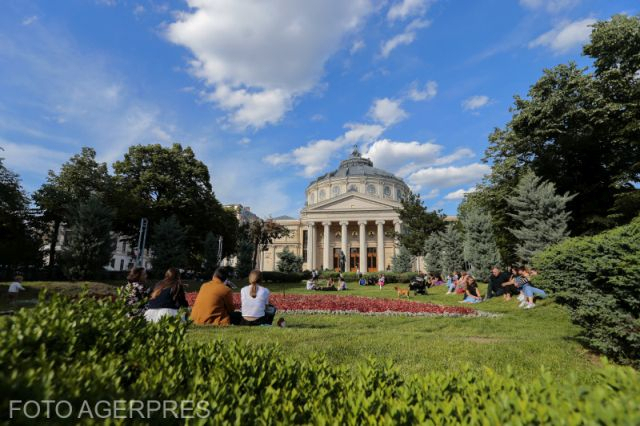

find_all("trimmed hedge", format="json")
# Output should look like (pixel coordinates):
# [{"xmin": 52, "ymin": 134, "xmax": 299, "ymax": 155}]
[
  {"xmin": 1, "ymin": 293, "xmax": 639, "ymax": 424},
  {"xmin": 534, "ymin": 215, "xmax": 640, "ymax": 368},
  {"xmin": 319, "ymin": 271, "xmax": 415, "ymax": 283},
  {"xmin": 260, "ymin": 271, "xmax": 311, "ymax": 282}
]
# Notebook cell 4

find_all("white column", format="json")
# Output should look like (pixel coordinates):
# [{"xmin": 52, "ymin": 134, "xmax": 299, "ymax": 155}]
[
  {"xmin": 322, "ymin": 221, "xmax": 331, "ymax": 271},
  {"xmin": 394, "ymin": 220, "xmax": 402, "ymax": 256},
  {"xmin": 376, "ymin": 220, "xmax": 385, "ymax": 272},
  {"xmin": 307, "ymin": 222, "xmax": 315, "ymax": 269},
  {"xmin": 340, "ymin": 221, "xmax": 349, "ymax": 270},
  {"xmin": 358, "ymin": 220, "xmax": 367, "ymax": 273}
]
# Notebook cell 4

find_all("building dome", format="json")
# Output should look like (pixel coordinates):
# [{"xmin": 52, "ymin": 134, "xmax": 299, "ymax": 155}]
[{"xmin": 305, "ymin": 145, "xmax": 410, "ymax": 206}]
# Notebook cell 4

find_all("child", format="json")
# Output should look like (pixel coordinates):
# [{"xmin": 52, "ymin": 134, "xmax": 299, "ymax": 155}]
[
  {"xmin": 8, "ymin": 275, "xmax": 26, "ymax": 306},
  {"xmin": 378, "ymin": 274, "xmax": 386, "ymax": 290}
]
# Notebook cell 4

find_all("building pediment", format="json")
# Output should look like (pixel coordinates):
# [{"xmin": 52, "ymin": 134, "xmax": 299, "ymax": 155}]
[{"xmin": 303, "ymin": 193, "xmax": 400, "ymax": 214}]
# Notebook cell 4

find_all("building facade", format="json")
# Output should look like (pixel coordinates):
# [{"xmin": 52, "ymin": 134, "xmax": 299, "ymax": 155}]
[{"xmin": 259, "ymin": 147, "xmax": 411, "ymax": 272}]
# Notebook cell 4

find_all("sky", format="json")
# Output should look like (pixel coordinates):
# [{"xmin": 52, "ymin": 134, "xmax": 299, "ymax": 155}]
[{"xmin": 1, "ymin": 0, "xmax": 636, "ymax": 218}]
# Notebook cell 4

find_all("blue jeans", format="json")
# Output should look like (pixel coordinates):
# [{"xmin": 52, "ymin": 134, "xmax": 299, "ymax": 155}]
[
  {"xmin": 463, "ymin": 296, "xmax": 482, "ymax": 303},
  {"xmin": 522, "ymin": 284, "xmax": 546, "ymax": 299},
  {"xmin": 447, "ymin": 282, "xmax": 456, "ymax": 292}
]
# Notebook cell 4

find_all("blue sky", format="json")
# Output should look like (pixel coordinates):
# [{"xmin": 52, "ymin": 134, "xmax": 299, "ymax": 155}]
[{"xmin": 1, "ymin": 0, "xmax": 636, "ymax": 218}]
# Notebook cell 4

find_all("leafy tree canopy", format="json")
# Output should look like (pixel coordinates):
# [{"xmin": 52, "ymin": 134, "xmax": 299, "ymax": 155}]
[{"xmin": 395, "ymin": 191, "xmax": 445, "ymax": 257}]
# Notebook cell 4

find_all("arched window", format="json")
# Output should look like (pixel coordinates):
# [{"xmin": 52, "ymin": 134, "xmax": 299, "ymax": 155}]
[
  {"xmin": 319, "ymin": 189, "xmax": 326, "ymax": 201},
  {"xmin": 308, "ymin": 193, "xmax": 315, "ymax": 204},
  {"xmin": 383, "ymin": 186, "xmax": 391, "ymax": 197},
  {"xmin": 348, "ymin": 184, "xmax": 358, "ymax": 192},
  {"xmin": 332, "ymin": 186, "xmax": 340, "ymax": 197},
  {"xmin": 397, "ymin": 189, "xmax": 404, "ymax": 201},
  {"xmin": 367, "ymin": 184, "xmax": 376, "ymax": 196}
]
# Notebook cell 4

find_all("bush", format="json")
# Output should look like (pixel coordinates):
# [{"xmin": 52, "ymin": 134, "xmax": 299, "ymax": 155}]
[
  {"xmin": 318, "ymin": 271, "xmax": 415, "ymax": 283},
  {"xmin": 261, "ymin": 271, "xmax": 310, "ymax": 283},
  {"xmin": 1, "ymin": 293, "xmax": 639, "ymax": 424},
  {"xmin": 534, "ymin": 215, "xmax": 640, "ymax": 367}
]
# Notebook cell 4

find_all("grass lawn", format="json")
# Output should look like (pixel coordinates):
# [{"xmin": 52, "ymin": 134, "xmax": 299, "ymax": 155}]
[{"xmin": 1, "ymin": 279, "xmax": 600, "ymax": 383}]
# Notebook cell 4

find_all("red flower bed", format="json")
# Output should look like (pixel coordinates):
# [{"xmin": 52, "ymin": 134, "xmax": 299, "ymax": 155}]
[{"xmin": 185, "ymin": 292, "xmax": 477, "ymax": 316}]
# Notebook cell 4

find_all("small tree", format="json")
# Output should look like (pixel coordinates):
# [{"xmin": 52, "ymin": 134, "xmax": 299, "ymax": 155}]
[
  {"xmin": 507, "ymin": 171, "xmax": 575, "ymax": 265},
  {"xmin": 391, "ymin": 245, "xmax": 414, "ymax": 273},
  {"xmin": 461, "ymin": 208, "xmax": 501, "ymax": 281},
  {"xmin": 58, "ymin": 197, "xmax": 115, "ymax": 280},
  {"xmin": 277, "ymin": 248, "xmax": 303, "ymax": 273},
  {"xmin": 249, "ymin": 219, "xmax": 291, "ymax": 269},
  {"xmin": 395, "ymin": 191, "xmax": 446, "ymax": 256},
  {"xmin": 150, "ymin": 215, "xmax": 187, "ymax": 275},
  {"xmin": 439, "ymin": 224, "xmax": 465, "ymax": 276}
]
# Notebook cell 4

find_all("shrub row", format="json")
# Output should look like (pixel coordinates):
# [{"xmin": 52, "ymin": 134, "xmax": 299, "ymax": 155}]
[
  {"xmin": 534, "ymin": 215, "xmax": 640, "ymax": 368},
  {"xmin": 318, "ymin": 271, "xmax": 416, "ymax": 283},
  {"xmin": 261, "ymin": 271, "xmax": 311, "ymax": 283},
  {"xmin": 2, "ymin": 293, "xmax": 639, "ymax": 424}
]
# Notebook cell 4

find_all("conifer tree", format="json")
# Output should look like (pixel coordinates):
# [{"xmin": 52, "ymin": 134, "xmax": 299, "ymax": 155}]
[
  {"xmin": 391, "ymin": 245, "xmax": 414, "ymax": 273},
  {"xmin": 150, "ymin": 215, "xmax": 187, "ymax": 275},
  {"xmin": 277, "ymin": 248, "xmax": 304, "ymax": 273},
  {"xmin": 439, "ymin": 224, "xmax": 465, "ymax": 276},
  {"xmin": 423, "ymin": 232, "xmax": 444, "ymax": 274},
  {"xmin": 507, "ymin": 171, "xmax": 575, "ymax": 265},
  {"xmin": 58, "ymin": 197, "xmax": 115, "ymax": 280},
  {"xmin": 461, "ymin": 208, "xmax": 501, "ymax": 281},
  {"xmin": 202, "ymin": 232, "xmax": 221, "ymax": 276}
]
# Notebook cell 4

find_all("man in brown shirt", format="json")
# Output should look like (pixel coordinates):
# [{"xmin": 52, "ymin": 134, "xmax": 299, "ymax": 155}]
[{"xmin": 190, "ymin": 268, "xmax": 239, "ymax": 325}]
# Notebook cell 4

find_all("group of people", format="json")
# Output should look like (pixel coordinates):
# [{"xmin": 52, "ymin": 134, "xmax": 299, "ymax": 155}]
[
  {"xmin": 306, "ymin": 275, "xmax": 347, "ymax": 291},
  {"xmin": 443, "ymin": 266, "xmax": 547, "ymax": 308},
  {"xmin": 122, "ymin": 266, "xmax": 283, "ymax": 326}
]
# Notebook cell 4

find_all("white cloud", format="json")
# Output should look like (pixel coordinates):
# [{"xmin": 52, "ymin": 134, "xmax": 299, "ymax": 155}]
[
  {"xmin": 519, "ymin": 0, "xmax": 579, "ymax": 14},
  {"xmin": 408, "ymin": 80, "xmax": 437, "ymax": 101},
  {"xmin": 166, "ymin": 0, "xmax": 372, "ymax": 129},
  {"xmin": 369, "ymin": 98, "xmax": 407, "ymax": 126},
  {"xmin": 238, "ymin": 137, "xmax": 251, "ymax": 146},
  {"xmin": 350, "ymin": 40, "xmax": 365, "ymax": 54},
  {"xmin": 408, "ymin": 163, "xmax": 490, "ymax": 189},
  {"xmin": 364, "ymin": 139, "xmax": 441, "ymax": 175},
  {"xmin": 529, "ymin": 18, "xmax": 596, "ymax": 54},
  {"xmin": 462, "ymin": 95, "xmax": 490, "ymax": 111},
  {"xmin": 380, "ymin": 18, "xmax": 430, "ymax": 58},
  {"xmin": 264, "ymin": 123, "xmax": 384, "ymax": 177},
  {"xmin": 387, "ymin": 0, "xmax": 433, "ymax": 21},
  {"xmin": 0, "ymin": 139, "xmax": 70, "ymax": 176},
  {"xmin": 433, "ymin": 148, "xmax": 475, "ymax": 165},
  {"xmin": 443, "ymin": 187, "xmax": 477, "ymax": 200},
  {"xmin": 22, "ymin": 16, "xmax": 38, "ymax": 26}
]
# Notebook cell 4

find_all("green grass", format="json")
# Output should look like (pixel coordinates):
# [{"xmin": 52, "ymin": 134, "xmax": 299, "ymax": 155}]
[{"xmin": 2, "ymin": 279, "xmax": 601, "ymax": 383}]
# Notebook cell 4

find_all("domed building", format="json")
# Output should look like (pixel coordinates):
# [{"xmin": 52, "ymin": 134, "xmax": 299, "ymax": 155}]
[{"xmin": 259, "ymin": 146, "xmax": 411, "ymax": 272}]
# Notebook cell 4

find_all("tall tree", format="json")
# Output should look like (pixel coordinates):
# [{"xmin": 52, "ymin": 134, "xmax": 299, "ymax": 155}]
[
  {"xmin": 150, "ymin": 215, "xmax": 187, "ymax": 275},
  {"xmin": 423, "ymin": 232, "xmax": 444, "ymax": 274},
  {"xmin": 235, "ymin": 224, "xmax": 255, "ymax": 278},
  {"xmin": 391, "ymin": 245, "xmax": 414, "ymax": 273},
  {"xmin": 32, "ymin": 147, "xmax": 111, "ymax": 275},
  {"xmin": 507, "ymin": 171, "xmax": 575, "ymax": 265},
  {"xmin": 277, "ymin": 248, "xmax": 303, "ymax": 273},
  {"xmin": 439, "ymin": 224, "xmax": 465, "ymax": 276},
  {"xmin": 482, "ymin": 15, "xmax": 640, "ymax": 238},
  {"xmin": 112, "ymin": 143, "xmax": 238, "ymax": 267},
  {"xmin": 395, "ymin": 191, "xmax": 445, "ymax": 257},
  {"xmin": 461, "ymin": 208, "xmax": 501, "ymax": 281},
  {"xmin": 202, "ymin": 232, "xmax": 222, "ymax": 277},
  {"xmin": 248, "ymin": 219, "xmax": 291, "ymax": 269},
  {"xmin": 58, "ymin": 197, "xmax": 115, "ymax": 280}
]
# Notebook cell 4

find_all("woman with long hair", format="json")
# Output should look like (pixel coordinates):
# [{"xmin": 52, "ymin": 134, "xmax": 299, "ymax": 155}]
[
  {"xmin": 144, "ymin": 268, "xmax": 188, "ymax": 323},
  {"xmin": 121, "ymin": 266, "xmax": 149, "ymax": 318},
  {"xmin": 460, "ymin": 276, "xmax": 482, "ymax": 303},
  {"xmin": 240, "ymin": 270, "xmax": 277, "ymax": 326}
]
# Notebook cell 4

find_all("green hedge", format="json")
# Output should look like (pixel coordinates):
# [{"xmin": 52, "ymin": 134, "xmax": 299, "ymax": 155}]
[
  {"xmin": 2, "ymin": 293, "xmax": 639, "ymax": 424},
  {"xmin": 319, "ymin": 271, "xmax": 415, "ymax": 283},
  {"xmin": 261, "ymin": 271, "xmax": 311, "ymax": 282},
  {"xmin": 534, "ymin": 215, "xmax": 640, "ymax": 368}
]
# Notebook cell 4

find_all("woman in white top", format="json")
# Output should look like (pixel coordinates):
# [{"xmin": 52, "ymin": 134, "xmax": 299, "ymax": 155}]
[{"xmin": 240, "ymin": 270, "xmax": 276, "ymax": 325}]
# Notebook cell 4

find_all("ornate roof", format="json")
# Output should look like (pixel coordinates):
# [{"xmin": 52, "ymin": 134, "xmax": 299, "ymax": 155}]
[{"xmin": 308, "ymin": 145, "xmax": 406, "ymax": 187}]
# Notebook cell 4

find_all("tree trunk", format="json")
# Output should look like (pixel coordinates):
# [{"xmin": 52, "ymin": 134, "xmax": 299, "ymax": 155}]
[{"xmin": 48, "ymin": 219, "xmax": 61, "ymax": 279}]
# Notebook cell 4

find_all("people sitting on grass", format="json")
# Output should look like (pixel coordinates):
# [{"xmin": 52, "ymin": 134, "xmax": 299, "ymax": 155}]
[
  {"xmin": 8, "ymin": 275, "xmax": 26, "ymax": 307},
  {"xmin": 338, "ymin": 276, "xmax": 347, "ymax": 291},
  {"xmin": 367, "ymin": 276, "xmax": 377, "ymax": 286},
  {"xmin": 144, "ymin": 268, "xmax": 188, "ymax": 323},
  {"xmin": 445, "ymin": 272, "xmax": 458, "ymax": 294},
  {"xmin": 316, "ymin": 278, "xmax": 337, "ymax": 291},
  {"xmin": 306, "ymin": 278, "xmax": 317, "ymax": 290},
  {"xmin": 240, "ymin": 270, "xmax": 278, "ymax": 326},
  {"xmin": 359, "ymin": 276, "xmax": 367, "ymax": 286},
  {"xmin": 190, "ymin": 267, "xmax": 241, "ymax": 325},
  {"xmin": 430, "ymin": 275, "xmax": 444, "ymax": 287},
  {"xmin": 122, "ymin": 267, "xmax": 150, "ymax": 317},
  {"xmin": 455, "ymin": 272, "xmax": 468, "ymax": 295},
  {"xmin": 378, "ymin": 274, "xmax": 386, "ymax": 290},
  {"xmin": 486, "ymin": 266, "xmax": 512, "ymax": 301},
  {"xmin": 516, "ymin": 267, "xmax": 547, "ymax": 309},
  {"xmin": 460, "ymin": 276, "xmax": 482, "ymax": 303}
]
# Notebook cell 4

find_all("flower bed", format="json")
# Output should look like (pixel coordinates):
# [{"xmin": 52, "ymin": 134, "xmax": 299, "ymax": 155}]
[{"xmin": 185, "ymin": 292, "xmax": 479, "ymax": 316}]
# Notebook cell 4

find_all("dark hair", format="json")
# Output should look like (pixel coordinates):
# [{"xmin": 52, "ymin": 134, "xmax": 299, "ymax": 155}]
[
  {"xmin": 150, "ymin": 267, "xmax": 183, "ymax": 302},
  {"xmin": 213, "ymin": 267, "xmax": 229, "ymax": 282},
  {"xmin": 127, "ymin": 267, "xmax": 146, "ymax": 284}
]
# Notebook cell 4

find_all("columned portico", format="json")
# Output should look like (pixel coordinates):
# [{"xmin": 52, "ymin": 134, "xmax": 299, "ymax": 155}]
[
  {"xmin": 394, "ymin": 220, "xmax": 402, "ymax": 256},
  {"xmin": 376, "ymin": 220, "xmax": 385, "ymax": 271},
  {"xmin": 340, "ymin": 221, "xmax": 349, "ymax": 267},
  {"xmin": 322, "ymin": 221, "xmax": 331, "ymax": 270},
  {"xmin": 307, "ymin": 222, "xmax": 316, "ymax": 269},
  {"xmin": 358, "ymin": 220, "xmax": 367, "ymax": 273}
]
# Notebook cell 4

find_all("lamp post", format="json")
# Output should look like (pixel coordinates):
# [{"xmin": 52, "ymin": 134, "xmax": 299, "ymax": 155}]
[{"xmin": 135, "ymin": 218, "xmax": 148, "ymax": 268}]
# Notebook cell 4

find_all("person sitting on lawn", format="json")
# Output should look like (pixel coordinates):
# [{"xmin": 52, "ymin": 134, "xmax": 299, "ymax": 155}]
[
  {"xmin": 517, "ymin": 267, "xmax": 547, "ymax": 309},
  {"xmin": 122, "ymin": 266, "xmax": 150, "ymax": 317},
  {"xmin": 359, "ymin": 276, "xmax": 367, "ymax": 286},
  {"xmin": 8, "ymin": 275, "xmax": 26, "ymax": 307},
  {"xmin": 367, "ymin": 276, "xmax": 376, "ymax": 286},
  {"xmin": 144, "ymin": 268, "xmax": 188, "ymax": 323},
  {"xmin": 378, "ymin": 274, "xmax": 386, "ymax": 290},
  {"xmin": 460, "ymin": 276, "xmax": 482, "ymax": 303},
  {"xmin": 240, "ymin": 270, "xmax": 277, "ymax": 326},
  {"xmin": 486, "ymin": 266, "xmax": 511, "ymax": 300},
  {"xmin": 338, "ymin": 276, "xmax": 347, "ymax": 291},
  {"xmin": 455, "ymin": 272, "xmax": 468, "ymax": 295},
  {"xmin": 306, "ymin": 278, "xmax": 316, "ymax": 290},
  {"xmin": 445, "ymin": 272, "xmax": 456, "ymax": 294},
  {"xmin": 191, "ymin": 267, "xmax": 241, "ymax": 325}
]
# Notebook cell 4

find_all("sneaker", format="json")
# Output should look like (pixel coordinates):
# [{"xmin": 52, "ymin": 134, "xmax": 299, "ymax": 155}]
[
  {"xmin": 524, "ymin": 303, "xmax": 535, "ymax": 309},
  {"xmin": 517, "ymin": 294, "xmax": 525, "ymax": 302},
  {"xmin": 518, "ymin": 301, "xmax": 527, "ymax": 308}
]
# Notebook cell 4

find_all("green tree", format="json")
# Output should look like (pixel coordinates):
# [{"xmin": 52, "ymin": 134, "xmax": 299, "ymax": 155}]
[
  {"xmin": 391, "ymin": 245, "xmax": 414, "ymax": 273},
  {"xmin": 112, "ymin": 143, "xmax": 238, "ymax": 268},
  {"xmin": 235, "ymin": 224, "xmax": 255, "ymax": 278},
  {"xmin": 0, "ymin": 156, "xmax": 40, "ymax": 273},
  {"xmin": 277, "ymin": 248, "xmax": 303, "ymax": 273},
  {"xmin": 395, "ymin": 191, "xmax": 445, "ymax": 257},
  {"xmin": 249, "ymin": 219, "xmax": 291, "ymax": 269},
  {"xmin": 32, "ymin": 147, "xmax": 111, "ymax": 274},
  {"xmin": 482, "ymin": 15, "xmax": 640, "ymax": 238},
  {"xmin": 423, "ymin": 232, "xmax": 444, "ymax": 274},
  {"xmin": 461, "ymin": 208, "xmax": 501, "ymax": 281},
  {"xmin": 439, "ymin": 224, "xmax": 465, "ymax": 276},
  {"xmin": 150, "ymin": 215, "xmax": 187, "ymax": 275},
  {"xmin": 58, "ymin": 197, "xmax": 115, "ymax": 280},
  {"xmin": 202, "ymin": 232, "xmax": 222, "ymax": 276},
  {"xmin": 507, "ymin": 171, "xmax": 575, "ymax": 265}
]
